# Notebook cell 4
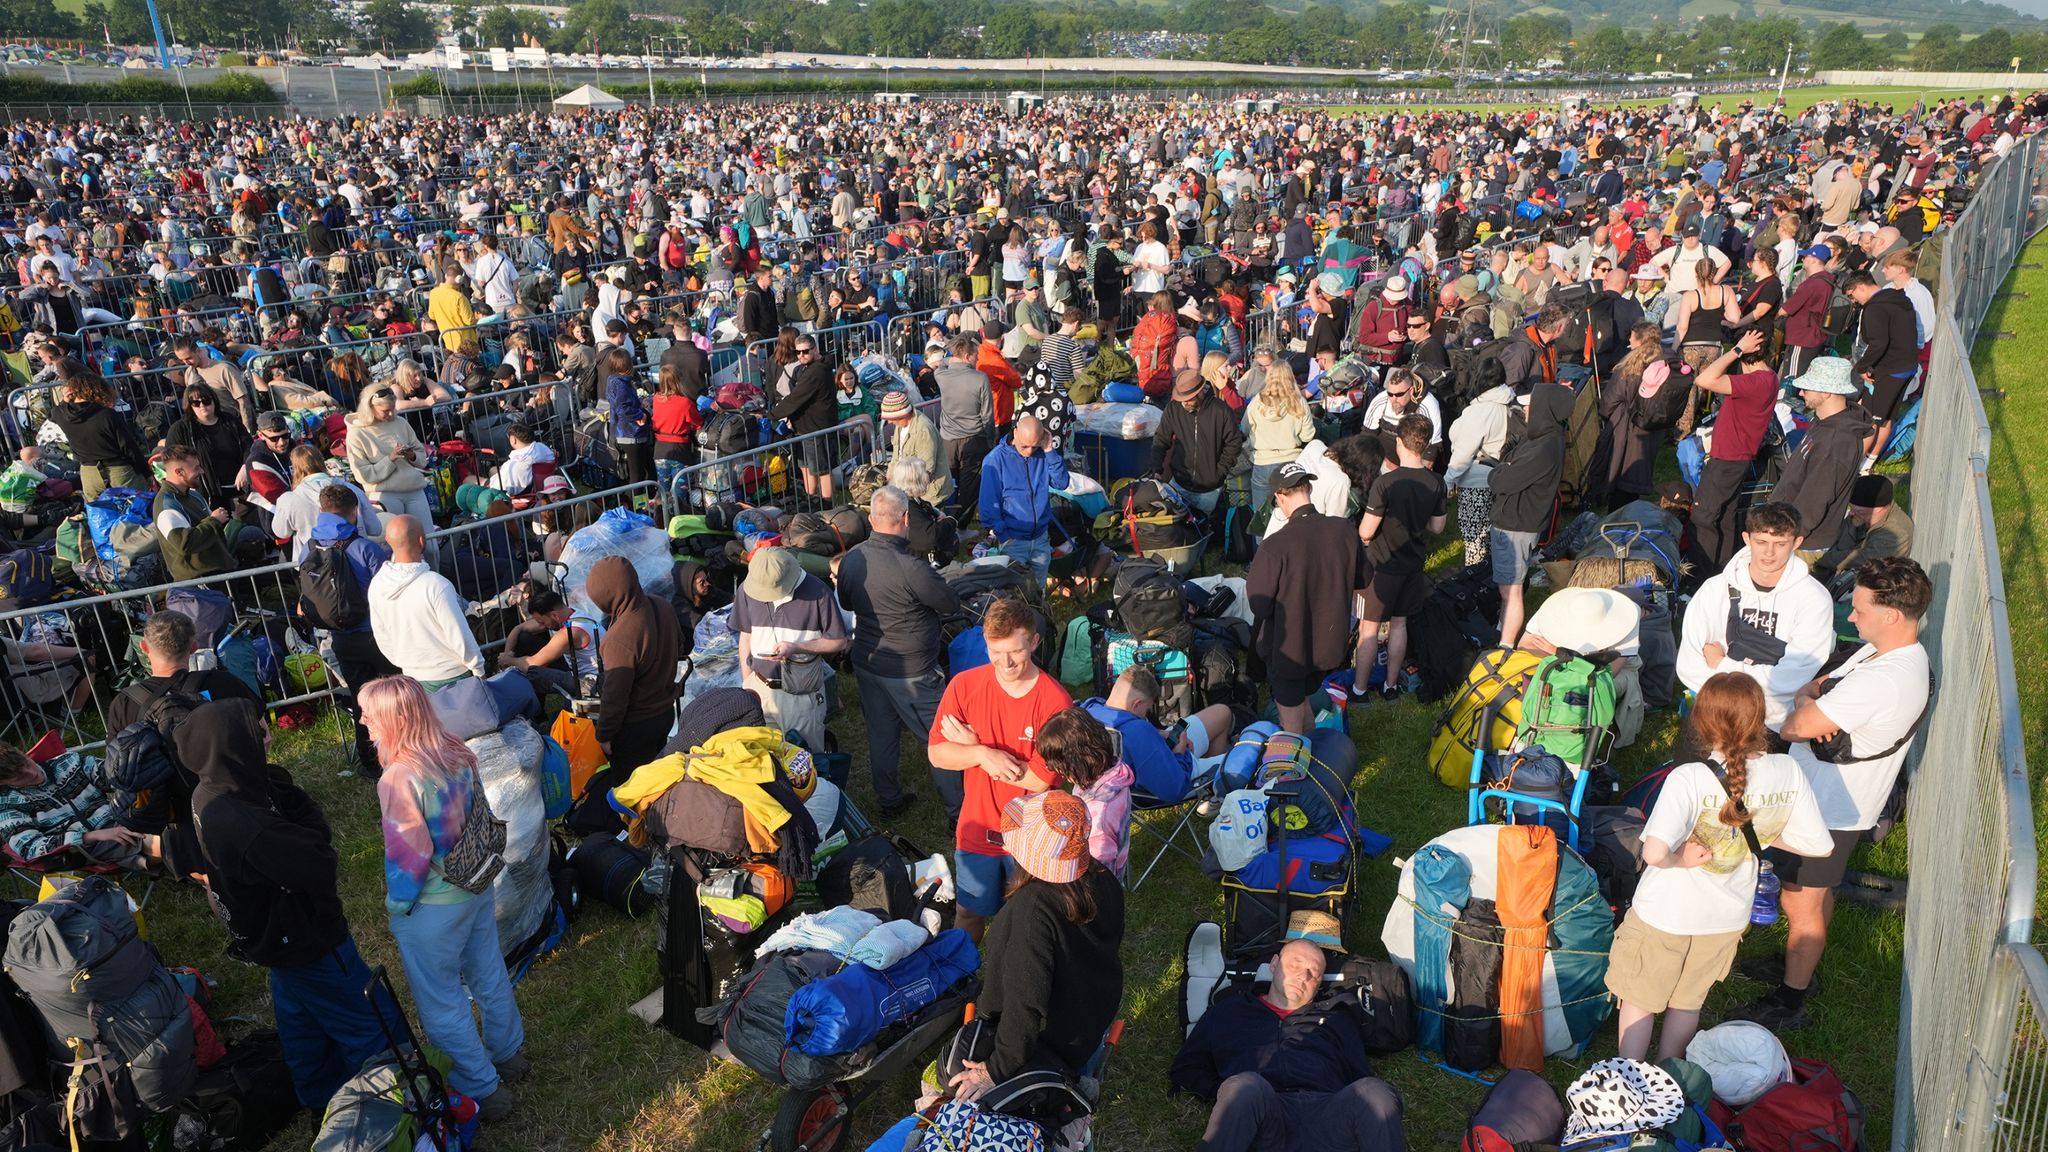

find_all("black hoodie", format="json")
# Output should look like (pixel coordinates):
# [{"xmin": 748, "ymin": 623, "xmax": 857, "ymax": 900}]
[
  {"xmin": 590, "ymin": 556, "xmax": 683, "ymax": 742},
  {"xmin": 1488, "ymin": 384, "xmax": 1575, "ymax": 534},
  {"xmin": 1774, "ymin": 402, "xmax": 1875, "ymax": 541},
  {"xmin": 179, "ymin": 699, "xmax": 350, "ymax": 968}
]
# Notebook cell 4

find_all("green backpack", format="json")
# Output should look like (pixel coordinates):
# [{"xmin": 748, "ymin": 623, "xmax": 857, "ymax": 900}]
[{"xmin": 1517, "ymin": 652, "xmax": 1616, "ymax": 771}]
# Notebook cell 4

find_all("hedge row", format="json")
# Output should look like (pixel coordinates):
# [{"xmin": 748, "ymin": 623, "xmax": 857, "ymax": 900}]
[{"xmin": 0, "ymin": 72, "xmax": 279, "ymax": 105}]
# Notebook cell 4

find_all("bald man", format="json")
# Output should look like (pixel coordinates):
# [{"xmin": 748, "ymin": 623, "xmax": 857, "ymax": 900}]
[
  {"xmin": 1171, "ymin": 940, "xmax": 1407, "ymax": 1152},
  {"xmin": 366, "ymin": 515, "xmax": 486, "ymax": 687},
  {"xmin": 977, "ymin": 414, "xmax": 1070, "ymax": 588}
]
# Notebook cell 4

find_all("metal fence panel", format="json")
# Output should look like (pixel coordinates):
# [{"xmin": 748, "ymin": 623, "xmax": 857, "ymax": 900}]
[{"xmin": 1892, "ymin": 133, "xmax": 2043, "ymax": 1152}]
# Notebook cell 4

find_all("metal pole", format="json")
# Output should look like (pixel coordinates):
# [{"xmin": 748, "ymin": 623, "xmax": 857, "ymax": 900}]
[{"xmin": 1777, "ymin": 42, "xmax": 1792, "ymax": 106}]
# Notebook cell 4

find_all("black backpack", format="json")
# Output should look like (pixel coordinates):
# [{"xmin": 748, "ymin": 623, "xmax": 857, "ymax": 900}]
[
  {"xmin": 298, "ymin": 541, "xmax": 368, "ymax": 631},
  {"xmin": 1112, "ymin": 557, "xmax": 1191, "ymax": 648},
  {"xmin": 702, "ymin": 410, "xmax": 758, "ymax": 458},
  {"xmin": 101, "ymin": 686, "xmax": 209, "ymax": 835},
  {"xmin": 1631, "ymin": 355, "xmax": 1697, "ymax": 433},
  {"xmin": 1819, "ymin": 272, "xmax": 1853, "ymax": 343},
  {"xmin": 1330, "ymin": 954, "xmax": 1417, "ymax": 1056}
]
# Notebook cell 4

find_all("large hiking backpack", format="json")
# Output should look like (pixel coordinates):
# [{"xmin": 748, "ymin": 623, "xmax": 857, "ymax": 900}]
[
  {"xmin": 1518, "ymin": 652, "xmax": 1618, "ymax": 771},
  {"xmin": 1112, "ymin": 557, "xmax": 1191, "ymax": 648},
  {"xmin": 1714, "ymin": 1059, "xmax": 1864, "ymax": 1152},
  {"xmin": 101, "ymin": 685, "xmax": 209, "ymax": 834},
  {"xmin": 4, "ymin": 877, "xmax": 197, "ymax": 1138},
  {"xmin": 299, "ymin": 541, "xmax": 369, "ymax": 632},
  {"xmin": 1818, "ymin": 273, "xmax": 1853, "ymax": 346},
  {"xmin": 1410, "ymin": 567, "xmax": 1505, "ymax": 704},
  {"xmin": 781, "ymin": 507, "xmax": 871, "ymax": 556},
  {"xmin": 1426, "ymin": 648, "xmax": 1546, "ymax": 787},
  {"xmin": 0, "ymin": 543, "xmax": 54, "ymax": 611}
]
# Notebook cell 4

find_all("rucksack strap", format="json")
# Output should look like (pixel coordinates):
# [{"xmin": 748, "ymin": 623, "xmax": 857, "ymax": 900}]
[{"xmin": 1706, "ymin": 759, "xmax": 1767, "ymax": 858}]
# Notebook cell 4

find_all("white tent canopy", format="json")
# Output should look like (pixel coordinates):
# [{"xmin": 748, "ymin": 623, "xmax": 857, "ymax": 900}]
[{"xmin": 553, "ymin": 84, "xmax": 626, "ymax": 110}]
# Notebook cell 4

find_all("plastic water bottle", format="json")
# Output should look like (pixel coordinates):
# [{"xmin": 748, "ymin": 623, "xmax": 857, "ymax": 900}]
[{"xmin": 1751, "ymin": 860, "xmax": 1781, "ymax": 926}]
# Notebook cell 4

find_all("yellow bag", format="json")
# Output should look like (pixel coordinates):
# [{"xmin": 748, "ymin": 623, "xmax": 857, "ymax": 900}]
[
  {"xmin": 1425, "ymin": 648, "xmax": 1544, "ymax": 787},
  {"xmin": 550, "ymin": 710, "xmax": 608, "ymax": 802}
]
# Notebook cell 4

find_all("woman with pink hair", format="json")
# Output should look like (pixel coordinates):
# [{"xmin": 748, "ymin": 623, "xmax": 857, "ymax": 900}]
[{"xmin": 360, "ymin": 675, "xmax": 528, "ymax": 1124}]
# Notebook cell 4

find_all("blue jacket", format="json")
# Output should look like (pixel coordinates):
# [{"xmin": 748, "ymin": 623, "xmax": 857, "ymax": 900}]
[
  {"xmin": 977, "ymin": 441, "xmax": 1069, "ymax": 544},
  {"xmin": 311, "ymin": 512, "xmax": 390, "ymax": 635},
  {"xmin": 1082, "ymin": 698, "xmax": 1192, "ymax": 802},
  {"xmin": 606, "ymin": 374, "xmax": 649, "ymax": 443}
]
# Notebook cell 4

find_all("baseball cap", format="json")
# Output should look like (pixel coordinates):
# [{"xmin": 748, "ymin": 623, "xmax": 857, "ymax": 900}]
[
  {"xmin": 1800, "ymin": 244, "xmax": 1832, "ymax": 262},
  {"xmin": 1208, "ymin": 788, "xmax": 1271, "ymax": 873},
  {"xmin": 1272, "ymin": 462, "xmax": 1315, "ymax": 493}
]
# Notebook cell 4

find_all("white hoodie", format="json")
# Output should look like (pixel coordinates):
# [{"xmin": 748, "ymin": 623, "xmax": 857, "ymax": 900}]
[
  {"xmin": 1677, "ymin": 547, "xmax": 1836, "ymax": 729},
  {"xmin": 488, "ymin": 440, "xmax": 557, "ymax": 495},
  {"xmin": 1444, "ymin": 385, "xmax": 1515, "ymax": 491},
  {"xmin": 367, "ymin": 560, "xmax": 486, "ymax": 683},
  {"xmin": 273, "ymin": 473, "xmax": 383, "ymax": 563},
  {"xmin": 1261, "ymin": 439, "xmax": 1352, "ymax": 540}
]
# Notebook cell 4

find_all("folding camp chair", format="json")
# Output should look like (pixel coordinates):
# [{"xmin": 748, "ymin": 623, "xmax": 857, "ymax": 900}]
[{"xmin": 1125, "ymin": 774, "xmax": 1218, "ymax": 891}]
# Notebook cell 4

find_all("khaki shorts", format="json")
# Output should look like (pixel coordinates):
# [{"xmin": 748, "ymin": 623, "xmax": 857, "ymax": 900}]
[{"xmin": 1604, "ymin": 910, "xmax": 1744, "ymax": 1013}]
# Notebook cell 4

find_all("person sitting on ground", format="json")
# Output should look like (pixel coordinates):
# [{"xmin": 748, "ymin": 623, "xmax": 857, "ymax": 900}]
[
  {"xmin": 1676, "ymin": 502, "xmax": 1836, "ymax": 732},
  {"xmin": 1248, "ymin": 462, "xmax": 1372, "ymax": 735},
  {"xmin": 485, "ymin": 424, "xmax": 557, "ymax": 497},
  {"xmin": 1082, "ymin": 666, "xmax": 1236, "ymax": 804},
  {"xmin": 0, "ymin": 743, "xmax": 149, "ymax": 866},
  {"xmin": 885, "ymin": 455, "xmax": 961, "ymax": 564},
  {"xmin": 1770, "ymin": 357, "xmax": 1872, "ymax": 545},
  {"xmin": 153, "ymin": 444, "xmax": 251, "ymax": 582},
  {"xmin": 1733, "ymin": 556, "xmax": 1933, "ymax": 1031},
  {"xmin": 1812, "ymin": 475, "xmax": 1914, "ymax": 598},
  {"xmin": 928, "ymin": 597, "xmax": 1073, "ymax": 942},
  {"xmin": 1607, "ymin": 672, "xmax": 1832, "ymax": 1062},
  {"xmin": 498, "ymin": 584, "xmax": 603, "ymax": 704},
  {"xmin": 939, "ymin": 791, "xmax": 1124, "ymax": 1133},
  {"xmin": 366, "ymin": 515, "xmax": 486, "ymax": 688},
  {"xmin": 177, "ymin": 697, "xmax": 400, "ymax": 1111},
  {"xmin": 1169, "ymin": 939, "xmax": 1407, "ymax": 1152}
]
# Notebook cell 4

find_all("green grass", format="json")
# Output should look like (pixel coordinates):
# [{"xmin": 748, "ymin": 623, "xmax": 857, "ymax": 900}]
[
  {"xmin": 1976, "ymin": 229, "xmax": 2048, "ymax": 938},
  {"xmin": 93, "ymin": 536, "xmax": 1911, "ymax": 1152}
]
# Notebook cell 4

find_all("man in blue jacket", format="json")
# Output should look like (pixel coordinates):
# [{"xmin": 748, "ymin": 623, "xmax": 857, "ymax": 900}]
[
  {"xmin": 977, "ymin": 415, "xmax": 1068, "ymax": 588},
  {"xmin": 308, "ymin": 490, "xmax": 394, "ymax": 774}
]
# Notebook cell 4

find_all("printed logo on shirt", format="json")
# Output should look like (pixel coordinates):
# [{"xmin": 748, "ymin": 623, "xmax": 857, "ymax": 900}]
[{"xmin": 1739, "ymin": 605, "xmax": 1780, "ymax": 634}]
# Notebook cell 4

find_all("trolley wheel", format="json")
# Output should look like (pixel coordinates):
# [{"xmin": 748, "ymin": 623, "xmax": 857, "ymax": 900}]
[{"xmin": 769, "ymin": 1083, "xmax": 852, "ymax": 1152}]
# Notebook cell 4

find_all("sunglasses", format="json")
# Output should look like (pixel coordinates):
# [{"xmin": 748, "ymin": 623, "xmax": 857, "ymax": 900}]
[
  {"xmin": 797, "ymin": 347, "xmax": 816, "ymax": 355},
  {"xmin": 188, "ymin": 397, "xmax": 213, "ymax": 407}
]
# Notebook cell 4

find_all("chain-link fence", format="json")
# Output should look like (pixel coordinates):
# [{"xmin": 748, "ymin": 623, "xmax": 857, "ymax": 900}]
[{"xmin": 1892, "ymin": 133, "xmax": 2047, "ymax": 1152}]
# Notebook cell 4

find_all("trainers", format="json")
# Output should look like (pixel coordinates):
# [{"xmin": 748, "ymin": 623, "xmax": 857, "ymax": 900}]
[
  {"xmin": 1727, "ymin": 993, "xmax": 1812, "ymax": 1032},
  {"xmin": 879, "ymin": 792, "xmax": 919, "ymax": 819},
  {"xmin": 494, "ymin": 1053, "xmax": 532, "ymax": 1085},
  {"xmin": 476, "ymin": 1085, "xmax": 518, "ymax": 1123},
  {"xmin": 1739, "ymin": 957, "xmax": 1822, "ymax": 999}
]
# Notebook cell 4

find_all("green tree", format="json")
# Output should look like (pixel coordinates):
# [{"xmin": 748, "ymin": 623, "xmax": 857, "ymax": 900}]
[
  {"xmin": 360, "ymin": 0, "xmax": 436, "ymax": 51},
  {"xmin": 448, "ymin": 0, "xmax": 478, "ymax": 48},
  {"xmin": 1968, "ymin": 27, "xmax": 2016, "ymax": 71},
  {"xmin": 1879, "ymin": 31, "xmax": 1909, "ymax": 57},
  {"xmin": 557, "ymin": 0, "xmax": 635, "ymax": 54},
  {"xmin": 868, "ymin": 0, "xmax": 941, "ymax": 56},
  {"xmin": 1811, "ymin": 23, "xmax": 1879, "ymax": 70},
  {"xmin": 979, "ymin": 6, "xmax": 1037, "ymax": 57},
  {"xmin": 1913, "ymin": 24, "xmax": 1962, "ymax": 70},
  {"xmin": 477, "ymin": 4, "xmax": 545, "ymax": 49}
]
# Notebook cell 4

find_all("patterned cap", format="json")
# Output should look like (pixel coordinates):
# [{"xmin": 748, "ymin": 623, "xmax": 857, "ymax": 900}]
[
  {"xmin": 1000, "ymin": 792, "xmax": 1091, "ymax": 884},
  {"xmin": 879, "ymin": 391, "xmax": 912, "ymax": 419}
]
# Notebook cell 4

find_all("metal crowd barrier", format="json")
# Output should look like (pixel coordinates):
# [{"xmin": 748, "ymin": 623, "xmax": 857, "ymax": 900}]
[
  {"xmin": 0, "ymin": 559, "xmax": 352, "ymax": 759},
  {"xmin": 1885, "ymin": 131, "xmax": 2044, "ymax": 1152},
  {"xmin": 667, "ymin": 416, "xmax": 880, "ymax": 516}
]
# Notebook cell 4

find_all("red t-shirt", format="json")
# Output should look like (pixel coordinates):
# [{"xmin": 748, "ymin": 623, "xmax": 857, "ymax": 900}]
[
  {"xmin": 1710, "ymin": 368, "xmax": 1780, "ymax": 462},
  {"xmin": 929, "ymin": 666, "xmax": 1072, "ymax": 856}
]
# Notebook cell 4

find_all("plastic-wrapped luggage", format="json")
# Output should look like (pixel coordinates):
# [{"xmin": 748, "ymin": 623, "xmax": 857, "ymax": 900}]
[
  {"xmin": 468, "ymin": 719, "xmax": 554, "ymax": 964},
  {"xmin": 559, "ymin": 507, "xmax": 674, "ymax": 621}
]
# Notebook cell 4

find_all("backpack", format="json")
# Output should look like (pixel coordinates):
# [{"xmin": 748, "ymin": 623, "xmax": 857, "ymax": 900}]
[
  {"xmin": 1331, "ymin": 954, "xmax": 1417, "ymax": 1057},
  {"xmin": 0, "ymin": 543, "xmax": 54, "ymax": 611},
  {"xmin": 1632, "ymin": 356, "xmax": 1696, "ymax": 432},
  {"xmin": 701, "ymin": 409, "xmax": 758, "ymax": 458},
  {"xmin": 1426, "ymin": 648, "xmax": 1546, "ymax": 787},
  {"xmin": 1409, "ymin": 567, "xmax": 1505, "ymax": 704},
  {"xmin": 1112, "ymin": 557, "xmax": 1192, "ymax": 648},
  {"xmin": 1715, "ymin": 1059, "xmax": 1864, "ymax": 1152},
  {"xmin": 1819, "ymin": 273, "xmax": 1853, "ymax": 343},
  {"xmin": 299, "ymin": 541, "xmax": 369, "ymax": 632},
  {"xmin": 176, "ymin": 1030, "xmax": 301, "ymax": 1152},
  {"xmin": 101, "ymin": 685, "xmax": 209, "ymax": 835},
  {"xmin": 1519, "ymin": 652, "xmax": 1618, "ymax": 770},
  {"xmin": 4, "ymin": 877, "xmax": 198, "ymax": 1138}
]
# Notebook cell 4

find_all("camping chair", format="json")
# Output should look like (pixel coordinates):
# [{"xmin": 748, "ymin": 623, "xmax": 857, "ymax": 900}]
[{"xmin": 1125, "ymin": 774, "xmax": 1218, "ymax": 891}]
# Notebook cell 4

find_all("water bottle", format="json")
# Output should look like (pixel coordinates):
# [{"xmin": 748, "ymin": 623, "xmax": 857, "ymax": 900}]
[{"xmin": 1751, "ymin": 859, "xmax": 1781, "ymax": 926}]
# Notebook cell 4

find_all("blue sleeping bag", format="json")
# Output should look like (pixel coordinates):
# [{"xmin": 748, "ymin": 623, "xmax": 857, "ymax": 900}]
[
  {"xmin": 1101, "ymin": 382, "xmax": 1146, "ymax": 405},
  {"xmin": 785, "ymin": 928, "xmax": 979, "ymax": 1057}
]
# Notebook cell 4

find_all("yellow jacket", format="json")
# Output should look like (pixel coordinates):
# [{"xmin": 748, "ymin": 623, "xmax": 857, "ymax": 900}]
[{"xmin": 610, "ymin": 727, "xmax": 797, "ymax": 851}]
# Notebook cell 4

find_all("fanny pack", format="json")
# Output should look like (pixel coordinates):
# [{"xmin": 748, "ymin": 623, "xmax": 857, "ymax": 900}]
[
  {"xmin": 439, "ymin": 774, "xmax": 508, "ymax": 895},
  {"xmin": 770, "ymin": 652, "xmax": 828, "ymax": 696},
  {"xmin": 1723, "ymin": 588, "xmax": 1788, "ymax": 667}
]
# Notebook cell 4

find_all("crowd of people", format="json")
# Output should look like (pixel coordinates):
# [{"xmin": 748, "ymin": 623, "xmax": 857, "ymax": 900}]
[{"xmin": 0, "ymin": 81, "xmax": 2023, "ymax": 1149}]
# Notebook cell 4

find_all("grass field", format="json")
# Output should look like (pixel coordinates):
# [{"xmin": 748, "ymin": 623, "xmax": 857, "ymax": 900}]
[
  {"xmin": 1974, "ymin": 229, "xmax": 2048, "ymax": 941},
  {"xmin": 100, "ymin": 512, "xmax": 1916, "ymax": 1151}
]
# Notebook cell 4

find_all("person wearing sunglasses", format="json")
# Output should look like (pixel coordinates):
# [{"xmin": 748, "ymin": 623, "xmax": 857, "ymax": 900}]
[
  {"xmin": 164, "ymin": 385, "xmax": 251, "ymax": 509},
  {"xmin": 240, "ymin": 411, "xmax": 298, "ymax": 525},
  {"xmin": 768, "ymin": 334, "xmax": 840, "ymax": 501}
]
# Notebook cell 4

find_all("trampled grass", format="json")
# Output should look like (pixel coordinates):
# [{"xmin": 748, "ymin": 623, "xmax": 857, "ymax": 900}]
[{"xmin": 106, "ymin": 533, "xmax": 1912, "ymax": 1151}]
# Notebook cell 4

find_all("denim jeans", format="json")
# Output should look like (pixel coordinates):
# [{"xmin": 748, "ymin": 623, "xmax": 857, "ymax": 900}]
[
  {"xmin": 1170, "ymin": 482, "xmax": 1223, "ymax": 516},
  {"xmin": 269, "ymin": 936, "xmax": 402, "ymax": 1109},
  {"xmin": 1248, "ymin": 462, "xmax": 1284, "ymax": 516},
  {"xmin": 388, "ymin": 891, "xmax": 526, "ymax": 1100},
  {"xmin": 996, "ymin": 534, "xmax": 1052, "ymax": 587}
]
